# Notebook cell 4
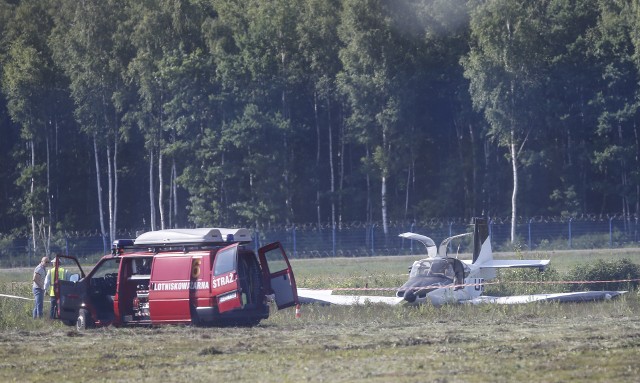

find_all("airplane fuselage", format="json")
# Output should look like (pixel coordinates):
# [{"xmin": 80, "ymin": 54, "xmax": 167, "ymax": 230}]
[{"xmin": 397, "ymin": 269, "xmax": 485, "ymax": 306}]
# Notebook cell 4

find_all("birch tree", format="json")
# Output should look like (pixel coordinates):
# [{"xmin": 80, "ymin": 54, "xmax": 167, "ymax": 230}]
[
  {"xmin": 50, "ymin": 0, "xmax": 131, "ymax": 243},
  {"xmin": 1, "ymin": 0, "xmax": 58, "ymax": 256},
  {"xmin": 462, "ymin": 0, "xmax": 549, "ymax": 242}
]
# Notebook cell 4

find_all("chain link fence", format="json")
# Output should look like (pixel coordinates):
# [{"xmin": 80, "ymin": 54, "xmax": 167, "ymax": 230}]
[{"xmin": 2, "ymin": 215, "xmax": 639, "ymax": 267}]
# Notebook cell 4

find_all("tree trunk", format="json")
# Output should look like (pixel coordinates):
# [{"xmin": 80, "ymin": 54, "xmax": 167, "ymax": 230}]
[
  {"xmin": 468, "ymin": 123, "xmax": 478, "ymax": 216},
  {"xmin": 93, "ymin": 135, "xmax": 107, "ymax": 245},
  {"xmin": 113, "ymin": 133, "xmax": 118, "ymax": 238},
  {"xmin": 404, "ymin": 159, "xmax": 413, "ymax": 221},
  {"xmin": 338, "ymin": 109, "xmax": 345, "ymax": 229},
  {"xmin": 170, "ymin": 159, "xmax": 177, "ymax": 228},
  {"xmin": 314, "ymin": 91, "xmax": 321, "ymax": 228},
  {"xmin": 634, "ymin": 121, "xmax": 639, "ymax": 217},
  {"xmin": 328, "ymin": 98, "xmax": 336, "ymax": 228},
  {"xmin": 45, "ymin": 132, "xmax": 52, "ymax": 255},
  {"xmin": 510, "ymin": 129, "xmax": 518, "ymax": 243},
  {"xmin": 30, "ymin": 139, "xmax": 37, "ymax": 258},
  {"xmin": 106, "ymin": 134, "xmax": 119, "ymax": 241},
  {"xmin": 158, "ymin": 149, "xmax": 165, "ymax": 230},
  {"xmin": 455, "ymin": 118, "xmax": 471, "ymax": 216},
  {"xmin": 381, "ymin": 129, "xmax": 389, "ymax": 235},
  {"xmin": 381, "ymin": 174, "xmax": 388, "ymax": 234},
  {"xmin": 149, "ymin": 147, "xmax": 156, "ymax": 231},
  {"xmin": 365, "ymin": 144, "xmax": 372, "ymax": 225},
  {"xmin": 107, "ymin": 144, "xmax": 114, "ymax": 242}
]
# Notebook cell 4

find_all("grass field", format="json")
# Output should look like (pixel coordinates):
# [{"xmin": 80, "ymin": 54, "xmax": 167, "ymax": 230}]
[{"xmin": 2, "ymin": 250, "xmax": 640, "ymax": 382}]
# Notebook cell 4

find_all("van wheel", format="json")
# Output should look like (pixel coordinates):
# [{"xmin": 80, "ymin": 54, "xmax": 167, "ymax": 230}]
[{"xmin": 77, "ymin": 309, "xmax": 93, "ymax": 331}]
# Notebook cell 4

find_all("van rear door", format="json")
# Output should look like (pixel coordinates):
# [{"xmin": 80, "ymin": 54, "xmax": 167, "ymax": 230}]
[
  {"xmin": 258, "ymin": 242, "xmax": 299, "ymax": 309},
  {"xmin": 212, "ymin": 244, "xmax": 243, "ymax": 313}
]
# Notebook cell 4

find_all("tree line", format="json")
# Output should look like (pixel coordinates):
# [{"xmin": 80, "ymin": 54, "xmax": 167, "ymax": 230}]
[{"xmin": 1, "ymin": 0, "xmax": 640, "ymax": 253}]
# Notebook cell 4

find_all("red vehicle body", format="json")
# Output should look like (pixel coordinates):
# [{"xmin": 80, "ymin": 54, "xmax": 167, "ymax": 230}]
[{"xmin": 53, "ymin": 228, "xmax": 298, "ymax": 330}]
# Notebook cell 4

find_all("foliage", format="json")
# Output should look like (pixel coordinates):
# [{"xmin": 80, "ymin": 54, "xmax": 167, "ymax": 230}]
[
  {"xmin": 487, "ymin": 266, "xmax": 566, "ymax": 296},
  {"xmin": 567, "ymin": 258, "xmax": 640, "ymax": 292},
  {"xmin": 2, "ymin": 0, "xmax": 640, "ymax": 244}
]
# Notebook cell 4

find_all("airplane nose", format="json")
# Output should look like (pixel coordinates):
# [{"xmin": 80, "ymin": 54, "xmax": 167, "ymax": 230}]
[{"xmin": 403, "ymin": 289, "xmax": 417, "ymax": 303}]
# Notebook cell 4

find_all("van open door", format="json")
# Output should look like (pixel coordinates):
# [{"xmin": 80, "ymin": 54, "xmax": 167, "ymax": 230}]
[
  {"xmin": 54, "ymin": 254, "xmax": 86, "ymax": 323},
  {"xmin": 212, "ymin": 244, "xmax": 243, "ymax": 313},
  {"xmin": 258, "ymin": 242, "xmax": 299, "ymax": 309}
]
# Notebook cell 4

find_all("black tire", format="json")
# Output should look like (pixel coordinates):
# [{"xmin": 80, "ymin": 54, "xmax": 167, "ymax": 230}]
[{"xmin": 76, "ymin": 309, "xmax": 93, "ymax": 331}]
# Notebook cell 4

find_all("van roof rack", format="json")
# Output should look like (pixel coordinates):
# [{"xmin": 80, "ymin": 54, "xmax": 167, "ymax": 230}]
[{"xmin": 133, "ymin": 228, "xmax": 253, "ymax": 246}]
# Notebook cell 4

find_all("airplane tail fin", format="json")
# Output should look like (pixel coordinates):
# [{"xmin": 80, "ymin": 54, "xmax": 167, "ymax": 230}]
[
  {"xmin": 469, "ymin": 217, "xmax": 550, "ymax": 278},
  {"xmin": 472, "ymin": 217, "xmax": 492, "ymax": 264}
]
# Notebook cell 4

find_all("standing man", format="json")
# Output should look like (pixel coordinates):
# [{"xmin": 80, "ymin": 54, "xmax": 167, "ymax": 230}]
[
  {"xmin": 43, "ymin": 259, "xmax": 68, "ymax": 319},
  {"xmin": 32, "ymin": 256, "xmax": 50, "ymax": 318}
]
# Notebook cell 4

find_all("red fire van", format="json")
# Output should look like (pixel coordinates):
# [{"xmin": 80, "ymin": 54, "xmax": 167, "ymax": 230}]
[{"xmin": 53, "ymin": 228, "xmax": 298, "ymax": 330}]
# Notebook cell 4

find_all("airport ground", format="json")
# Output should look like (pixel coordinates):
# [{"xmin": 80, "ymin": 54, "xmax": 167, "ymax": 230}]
[{"xmin": 1, "ymin": 249, "xmax": 639, "ymax": 382}]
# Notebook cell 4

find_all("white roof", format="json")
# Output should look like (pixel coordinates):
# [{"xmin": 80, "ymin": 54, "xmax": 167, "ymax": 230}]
[{"xmin": 134, "ymin": 228, "xmax": 252, "ymax": 246}]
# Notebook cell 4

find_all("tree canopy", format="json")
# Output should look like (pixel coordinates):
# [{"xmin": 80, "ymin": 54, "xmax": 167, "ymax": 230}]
[{"xmin": 1, "ymin": 0, "xmax": 640, "ymax": 247}]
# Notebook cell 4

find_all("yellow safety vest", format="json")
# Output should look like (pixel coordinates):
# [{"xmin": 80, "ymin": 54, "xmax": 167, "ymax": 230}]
[{"xmin": 48, "ymin": 267, "xmax": 66, "ymax": 297}]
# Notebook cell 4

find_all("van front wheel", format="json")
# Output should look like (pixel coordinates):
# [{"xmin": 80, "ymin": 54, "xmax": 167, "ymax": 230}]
[{"xmin": 77, "ymin": 309, "xmax": 93, "ymax": 331}]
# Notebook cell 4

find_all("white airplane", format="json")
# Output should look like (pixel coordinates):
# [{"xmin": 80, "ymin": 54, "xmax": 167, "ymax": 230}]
[{"xmin": 297, "ymin": 218, "xmax": 627, "ymax": 306}]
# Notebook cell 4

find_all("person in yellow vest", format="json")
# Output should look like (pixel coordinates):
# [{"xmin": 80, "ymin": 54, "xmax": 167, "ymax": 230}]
[{"xmin": 43, "ymin": 260, "xmax": 69, "ymax": 319}]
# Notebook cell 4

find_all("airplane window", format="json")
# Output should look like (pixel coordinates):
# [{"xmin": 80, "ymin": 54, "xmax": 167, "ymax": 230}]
[
  {"xmin": 444, "ymin": 265, "xmax": 456, "ymax": 279},
  {"xmin": 429, "ymin": 260, "xmax": 448, "ymax": 276},
  {"xmin": 410, "ymin": 260, "xmax": 434, "ymax": 278}
]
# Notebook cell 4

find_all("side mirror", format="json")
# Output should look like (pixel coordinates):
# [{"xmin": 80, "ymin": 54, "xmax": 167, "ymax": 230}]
[{"xmin": 70, "ymin": 274, "xmax": 80, "ymax": 282}]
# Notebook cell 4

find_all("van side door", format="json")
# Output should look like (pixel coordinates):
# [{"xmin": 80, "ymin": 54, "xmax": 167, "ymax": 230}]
[
  {"xmin": 212, "ymin": 244, "xmax": 243, "ymax": 313},
  {"xmin": 148, "ymin": 255, "xmax": 192, "ymax": 323},
  {"xmin": 258, "ymin": 242, "xmax": 299, "ymax": 309},
  {"xmin": 54, "ymin": 255, "xmax": 86, "ymax": 323}
]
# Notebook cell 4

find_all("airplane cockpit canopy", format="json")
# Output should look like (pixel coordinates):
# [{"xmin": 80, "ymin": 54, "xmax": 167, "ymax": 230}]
[
  {"xmin": 409, "ymin": 259, "xmax": 456, "ymax": 280},
  {"xmin": 409, "ymin": 258, "xmax": 471, "ymax": 283}
]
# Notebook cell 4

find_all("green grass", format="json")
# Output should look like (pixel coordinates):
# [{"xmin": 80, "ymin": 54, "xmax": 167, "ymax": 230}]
[{"xmin": 1, "ymin": 250, "xmax": 640, "ymax": 382}]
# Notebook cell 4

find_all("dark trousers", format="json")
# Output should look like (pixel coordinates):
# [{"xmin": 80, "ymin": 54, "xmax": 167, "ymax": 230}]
[{"xmin": 49, "ymin": 296, "xmax": 57, "ymax": 319}]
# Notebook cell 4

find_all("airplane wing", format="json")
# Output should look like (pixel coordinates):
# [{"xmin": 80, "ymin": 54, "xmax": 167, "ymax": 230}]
[
  {"xmin": 398, "ymin": 232, "xmax": 437, "ymax": 258},
  {"xmin": 466, "ymin": 290, "xmax": 627, "ymax": 305},
  {"xmin": 463, "ymin": 259, "xmax": 550, "ymax": 270},
  {"xmin": 297, "ymin": 288, "xmax": 403, "ymax": 305}
]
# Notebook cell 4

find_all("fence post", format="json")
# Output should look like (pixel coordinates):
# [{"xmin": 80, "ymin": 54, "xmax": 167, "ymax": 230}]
[
  {"xmin": 568, "ymin": 218, "xmax": 572, "ymax": 249},
  {"xmin": 609, "ymin": 216, "xmax": 613, "ymax": 248},
  {"xmin": 332, "ymin": 223, "xmax": 336, "ymax": 257},
  {"xmin": 65, "ymin": 235, "xmax": 69, "ymax": 256},
  {"xmin": 28, "ymin": 237, "xmax": 32, "ymax": 266},
  {"xmin": 488, "ymin": 218, "xmax": 493, "ymax": 243},
  {"xmin": 528, "ymin": 218, "xmax": 533, "ymax": 251},
  {"xmin": 448, "ymin": 222, "xmax": 453, "ymax": 253},
  {"xmin": 410, "ymin": 222, "xmax": 415, "ymax": 254},
  {"xmin": 254, "ymin": 229, "xmax": 259, "ymax": 254},
  {"xmin": 292, "ymin": 225, "xmax": 297, "ymax": 258},
  {"xmin": 371, "ymin": 224, "xmax": 376, "ymax": 256}
]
